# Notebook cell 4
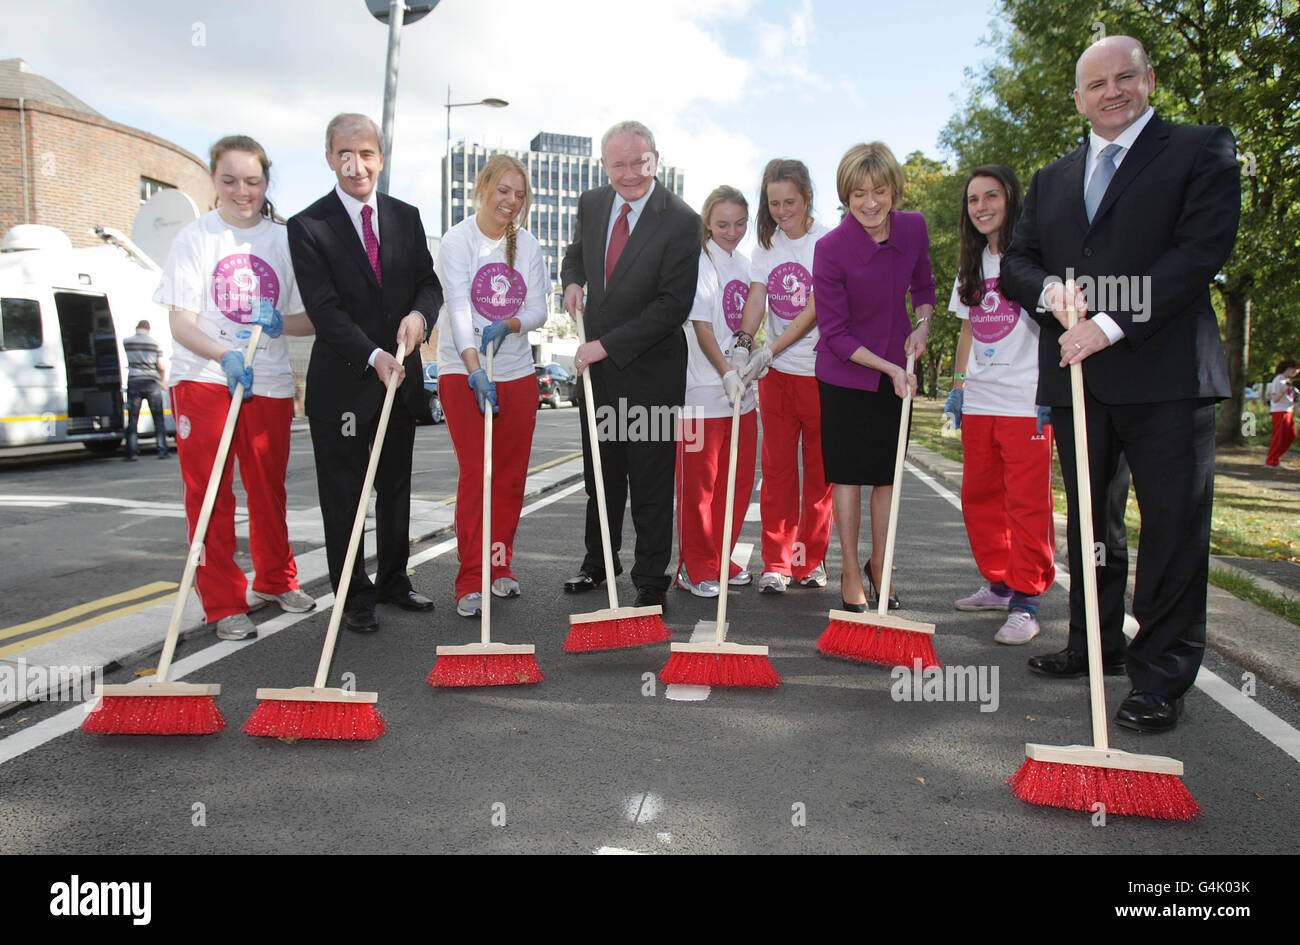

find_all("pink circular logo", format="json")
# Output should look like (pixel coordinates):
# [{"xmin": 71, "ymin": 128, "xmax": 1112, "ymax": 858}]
[
  {"xmin": 471, "ymin": 263, "xmax": 526, "ymax": 321},
  {"xmin": 211, "ymin": 254, "xmax": 279, "ymax": 323},
  {"xmin": 722, "ymin": 279, "xmax": 749, "ymax": 331},
  {"xmin": 969, "ymin": 278, "xmax": 1020, "ymax": 344},
  {"xmin": 766, "ymin": 261, "xmax": 811, "ymax": 320}
]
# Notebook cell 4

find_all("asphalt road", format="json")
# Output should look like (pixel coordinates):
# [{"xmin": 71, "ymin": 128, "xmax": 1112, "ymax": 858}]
[{"xmin": 0, "ymin": 430, "xmax": 1296, "ymax": 854}]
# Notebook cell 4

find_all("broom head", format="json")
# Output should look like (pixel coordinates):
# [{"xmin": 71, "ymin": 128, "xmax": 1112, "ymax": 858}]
[
  {"xmin": 660, "ymin": 640, "xmax": 780, "ymax": 688},
  {"xmin": 428, "ymin": 642, "xmax": 544, "ymax": 687},
  {"xmin": 245, "ymin": 686, "xmax": 387, "ymax": 740},
  {"xmin": 816, "ymin": 609, "xmax": 941, "ymax": 668},
  {"xmin": 565, "ymin": 604, "xmax": 671, "ymax": 652},
  {"xmin": 81, "ymin": 681, "xmax": 224, "ymax": 735},
  {"xmin": 1009, "ymin": 742, "xmax": 1201, "ymax": 821}
]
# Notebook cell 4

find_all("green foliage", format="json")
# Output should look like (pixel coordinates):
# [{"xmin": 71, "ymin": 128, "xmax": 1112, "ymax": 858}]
[{"xmin": 902, "ymin": 151, "xmax": 964, "ymax": 395}]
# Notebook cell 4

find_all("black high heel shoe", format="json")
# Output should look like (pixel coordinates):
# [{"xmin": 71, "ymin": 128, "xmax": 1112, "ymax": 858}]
[{"xmin": 865, "ymin": 565, "xmax": 901, "ymax": 610}]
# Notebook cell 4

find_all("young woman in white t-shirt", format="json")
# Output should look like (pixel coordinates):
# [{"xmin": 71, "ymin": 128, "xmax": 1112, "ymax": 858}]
[
  {"xmin": 435, "ymin": 154, "xmax": 550, "ymax": 617},
  {"xmin": 731, "ymin": 159, "xmax": 833, "ymax": 594},
  {"xmin": 1265, "ymin": 358, "xmax": 1298, "ymax": 466},
  {"xmin": 674, "ymin": 185, "xmax": 757, "ymax": 596},
  {"xmin": 155, "ymin": 135, "xmax": 317, "ymax": 640},
  {"xmin": 947, "ymin": 164, "xmax": 1054, "ymax": 644}
]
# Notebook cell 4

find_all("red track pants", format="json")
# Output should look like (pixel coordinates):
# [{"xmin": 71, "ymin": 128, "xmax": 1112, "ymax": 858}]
[
  {"xmin": 441, "ymin": 372, "xmax": 538, "ymax": 598},
  {"xmin": 959, "ymin": 413, "xmax": 1056, "ymax": 595},
  {"xmin": 757, "ymin": 369, "xmax": 832, "ymax": 579},
  {"xmin": 675, "ymin": 410, "xmax": 758, "ymax": 585},
  {"xmin": 170, "ymin": 381, "xmax": 299, "ymax": 623},
  {"xmin": 1266, "ymin": 410, "xmax": 1296, "ymax": 466}
]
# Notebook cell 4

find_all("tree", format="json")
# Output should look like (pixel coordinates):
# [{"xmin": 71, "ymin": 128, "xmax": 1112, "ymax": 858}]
[{"xmin": 902, "ymin": 151, "xmax": 965, "ymax": 396}]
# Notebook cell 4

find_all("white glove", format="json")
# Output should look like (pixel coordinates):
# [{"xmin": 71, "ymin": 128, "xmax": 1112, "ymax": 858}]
[
  {"xmin": 739, "ymin": 345, "xmax": 773, "ymax": 384},
  {"xmin": 727, "ymin": 344, "xmax": 750, "ymax": 373},
  {"xmin": 722, "ymin": 370, "xmax": 745, "ymax": 405}
]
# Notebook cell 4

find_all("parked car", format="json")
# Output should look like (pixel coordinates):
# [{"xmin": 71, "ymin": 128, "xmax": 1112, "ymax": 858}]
[
  {"xmin": 536, "ymin": 362, "xmax": 576, "ymax": 408},
  {"xmin": 418, "ymin": 362, "xmax": 444, "ymax": 424}
]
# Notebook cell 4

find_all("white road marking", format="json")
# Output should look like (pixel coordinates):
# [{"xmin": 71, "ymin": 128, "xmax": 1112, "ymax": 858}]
[
  {"xmin": 744, "ymin": 503, "xmax": 760, "ymax": 522},
  {"xmin": 0, "ymin": 499, "xmax": 68, "ymax": 508}
]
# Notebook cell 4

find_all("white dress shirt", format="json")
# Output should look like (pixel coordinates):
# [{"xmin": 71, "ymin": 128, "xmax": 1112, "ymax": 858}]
[{"xmin": 605, "ymin": 178, "xmax": 656, "ymax": 261}]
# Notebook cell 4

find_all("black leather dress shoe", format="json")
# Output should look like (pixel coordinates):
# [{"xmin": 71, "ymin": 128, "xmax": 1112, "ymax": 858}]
[
  {"xmin": 1027, "ymin": 647, "xmax": 1125, "ymax": 678},
  {"xmin": 1115, "ymin": 689, "xmax": 1183, "ymax": 733},
  {"xmin": 633, "ymin": 586, "xmax": 667, "ymax": 608},
  {"xmin": 840, "ymin": 599, "xmax": 868, "ymax": 613},
  {"xmin": 379, "ymin": 590, "xmax": 435, "ymax": 612},
  {"xmin": 563, "ymin": 567, "xmax": 622, "ymax": 594},
  {"xmin": 343, "ymin": 608, "xmax": 379, "ymax": 633}
]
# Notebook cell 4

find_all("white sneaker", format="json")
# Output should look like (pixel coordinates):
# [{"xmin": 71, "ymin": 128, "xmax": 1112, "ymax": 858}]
[
  {"xmin": 457, "ymin": 592, "xmax": 483, "ymax": 618},
  {"xmin": 728, "ymin": 570, "xmax": 753, "ymax": 586},
  {"xmin": 758, "ymin": 571, "xmax": 789, "ymax": 594},
  {"xmin": 253, "ymin": 588, "xmax": 317, "ymax": 613},
  {"xmin": 674, "ymin": 566, "xmax": 720, "ymax": 598},
  {"xmin": 797, "ymin": 562, "xmax": 828, "ymax": 588},
  {"xmin": 490, "ymin": 577, "xmax": 520, "ymax": 598},
  {"xmin": 994, "ymin": 609, "xmax": 1041, "ymax": 645},
  {"xmin": 215, "ymin": 613, "xmax": 257, "ymax": 641}
]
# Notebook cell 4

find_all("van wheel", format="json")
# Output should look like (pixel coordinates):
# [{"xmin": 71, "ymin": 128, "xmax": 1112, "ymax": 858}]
[{"xmin": 84, "ymin": 438, "xmax": 122, "ymax": 455}]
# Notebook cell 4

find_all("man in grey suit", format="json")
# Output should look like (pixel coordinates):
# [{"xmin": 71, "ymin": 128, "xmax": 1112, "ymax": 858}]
[{"xmin": 561, "ymin": 120, "xmax": 701, "ymax": 609}]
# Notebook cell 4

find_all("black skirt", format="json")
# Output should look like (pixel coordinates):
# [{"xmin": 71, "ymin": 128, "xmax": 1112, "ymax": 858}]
[{"xmin": 818, "ymin": 379, "xmax": 911, "ymax": 486}]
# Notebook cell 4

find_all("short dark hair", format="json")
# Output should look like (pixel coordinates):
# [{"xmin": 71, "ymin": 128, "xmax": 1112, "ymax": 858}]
[{"xmin": 136, "ymin": 320, "xmax": 150, "ymax": 331}]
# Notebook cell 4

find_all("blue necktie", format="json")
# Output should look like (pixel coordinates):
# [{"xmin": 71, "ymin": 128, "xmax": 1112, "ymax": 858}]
[{"xmin": 1085, "ymin": 143, "xmax": 1121, "ymax": 223}]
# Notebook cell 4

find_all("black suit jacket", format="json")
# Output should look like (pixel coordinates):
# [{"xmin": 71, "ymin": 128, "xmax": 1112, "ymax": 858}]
[
  {"xmin": 561, "ymin": 182, "xmax": 700, "ymax": 408},
  {"xmin": 1001, "ymin": 114, "xmax": 1240, "ymax": 407},
  {"xmin": 288, "ymin": 190, "xmax": 442, "ymax": 422}
]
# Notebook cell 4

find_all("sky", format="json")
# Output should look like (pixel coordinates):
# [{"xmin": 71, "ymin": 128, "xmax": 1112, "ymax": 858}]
[{"xmin": 5, "ymin": 0, "xmax": 1009, "ymax": 242}]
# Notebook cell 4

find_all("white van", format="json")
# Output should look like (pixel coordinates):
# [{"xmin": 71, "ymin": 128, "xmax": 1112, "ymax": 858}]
[{"xmin": 0, "ymin": 224, "xmax": 175, "ymax": 453}]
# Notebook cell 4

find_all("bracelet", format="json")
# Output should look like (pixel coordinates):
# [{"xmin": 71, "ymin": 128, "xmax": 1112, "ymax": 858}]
[
  {"xmin": 914, "ymin": 316, "xmax": 930, "ymax": 327},
  {"xmin": 732, "ymin": 330, "xmax": 754, "ymax": 350},
  {"xmin": 953, "ymin": 373, "xmax": 966, "ymax": 380}
]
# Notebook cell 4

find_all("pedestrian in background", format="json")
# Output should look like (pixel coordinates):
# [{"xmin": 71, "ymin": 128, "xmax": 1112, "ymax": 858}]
[
  {"xmin": 1265, "ymin": 358, "xmax": 1298, "ymax": 467},
  {"xmin": 122, "ymin": 319, "xmax": 170, "ymax": 461}
]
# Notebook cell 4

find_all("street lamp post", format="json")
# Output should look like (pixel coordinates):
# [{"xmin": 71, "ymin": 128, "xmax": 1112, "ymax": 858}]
[
  {"xmin": 443, "ymin": 87, "xmax": 509, "ymax": 234},
  {"xmin": 366, "ymin": 0, "xmax": 440, "ymax": 194}
]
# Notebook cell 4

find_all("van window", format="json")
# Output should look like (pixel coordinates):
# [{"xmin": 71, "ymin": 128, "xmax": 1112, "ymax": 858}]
[{"xmin": 0, "ymin": 298, "xmax": 42, "ymax": 351}]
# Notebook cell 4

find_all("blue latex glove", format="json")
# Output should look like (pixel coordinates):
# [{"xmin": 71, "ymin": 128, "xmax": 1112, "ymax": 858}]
[
  {"xmin": 467, "ymin": 368, "xmax": 498, "ymax": 415},
  {"xmin": 1036, "ymin": 404, "xmax": 1053, "ymax": 434},
  {"xmin": 943, "ymin": 387, "xmax": 963, "ymax": 429},
  {"xmin": 479, "ymin": 322, "xmax": 512, "ymax": 357},
  {"xmin": 220, "ymin": 351, "xmax": 254, "ymax": 399},
  {"xmin": 248, "ymin": 299, "xmax": 283, "ymax": 339}
]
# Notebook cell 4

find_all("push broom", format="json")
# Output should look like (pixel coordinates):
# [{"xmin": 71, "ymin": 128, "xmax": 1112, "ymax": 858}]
[
  {"xmin": 660, "ymin": 395, "xmax": 778, "ymax": 687},
  {"xmin": 816, "ymin": 354, "xmax": 941, "ymax": 669},
  {"xmin": 1009, "ymin": 284, "xmax": 1200, "ymax": 820},
  {"xmin": 242, "ymin": 342, "xmax": 412, "ymax": 740},
  {"xmin": 428, "ymin": 348, "xmax": 543, "ymax": 686},
  {"xmin": 563, "ymin": 312, "xmax": 671, "ymax": 652}
]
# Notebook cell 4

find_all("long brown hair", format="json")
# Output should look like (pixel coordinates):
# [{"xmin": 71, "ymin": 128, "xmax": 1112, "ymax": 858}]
[
  {"xmin": 473, "ymin": 153, "xmax": 531, "ymax": 272},
  {"xmin": 956, "ymin": 164, "xmax": 1021, "ymax": 308},
  {"xmin": 209, "ymin": 134, "xmax": 277, "ymax": 220},
  {"xmin": 700, "ymin": 185, "xmax": 748, "ymax": 258},
  {"xmin": 755, "ymin": 158, "xmax": 813, "ymax": 250}
]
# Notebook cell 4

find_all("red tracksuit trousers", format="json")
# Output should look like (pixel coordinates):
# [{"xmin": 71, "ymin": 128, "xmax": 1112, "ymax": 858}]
[
  {"xmin": 170, "ymin": 381, "xmax": 299, "ymax": 623},
  {"xmin": 675, "ymin": 410, "xmax": 758, "ymax": 585},
  {"xmin": 1266, "ymin": 410, "xmax": 1296, "ymax": 466}
]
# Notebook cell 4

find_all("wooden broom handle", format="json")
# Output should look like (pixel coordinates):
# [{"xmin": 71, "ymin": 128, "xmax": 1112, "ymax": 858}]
[
  {"xmin": 480, "ymin": 347, "xmax": 494, "ymax": 645},
  {"xmin": 714, "ymin": 395, "xmax": 743, "ymax": 644},
  {"xmin": 313, "ymin": 340, "xmax": 409, "ymax": 689},
  {"xmin": 1065, "ymin": 283, "xmax": 1110, "ymax": 750},
  {"xmin": 156, "ymin": 324, "xmax": 263, "ymax": 682},
  {"xmin": 576, "ymin": 312, "xmax": 620, "ymax": 612},
  {"xmin": 877, "ymin": 353, "xmax": 915, "ymax": 615}
]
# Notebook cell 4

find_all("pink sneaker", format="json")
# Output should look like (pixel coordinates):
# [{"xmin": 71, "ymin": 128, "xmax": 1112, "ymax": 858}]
[
  {"xmin": 994, "ymin": 610, "xmax": 1041, "ymax": 645},
  {"xmin": 955, "ymin": 584, "xmax": 1012, "ymax": 612}
]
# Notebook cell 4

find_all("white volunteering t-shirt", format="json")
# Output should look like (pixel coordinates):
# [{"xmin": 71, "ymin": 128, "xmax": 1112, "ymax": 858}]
[
  {"xmin": 153, "ymin": 211, "xmax": 301, "ymax": 399},
  {"xmin": 435, "ymin": 214, "xmax": 550, "ymax": 382},
  {"xmin": 1268, "ymin": 373, "xmax": 1296, "ymax": 412},
  {"xmin": 749, "ymin": 221, "xmax": 829, "ymax": 377},
  {"xmin": 948, "ymin": 248, "xmax": 1039, "ymax": 418},
  {"xmin": 685, "ymin": 241, "xmax": 756, "ymax": 419}
]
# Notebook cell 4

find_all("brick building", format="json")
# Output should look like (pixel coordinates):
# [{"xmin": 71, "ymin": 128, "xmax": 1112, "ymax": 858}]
[{"xmin": 0, "ymin": 58, "xmax": 214, "ymax": 248}]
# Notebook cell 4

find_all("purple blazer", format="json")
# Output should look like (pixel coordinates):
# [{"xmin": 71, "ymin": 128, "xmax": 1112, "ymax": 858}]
[{"xmin": 813, "ymin": 210, "xmax": 936, "ymax": 392}]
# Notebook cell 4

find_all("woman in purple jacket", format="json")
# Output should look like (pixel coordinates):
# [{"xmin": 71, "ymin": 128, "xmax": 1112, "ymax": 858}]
[{"xmin": 812, "ymin": 142, "xmax": 935, "ymax": 611}]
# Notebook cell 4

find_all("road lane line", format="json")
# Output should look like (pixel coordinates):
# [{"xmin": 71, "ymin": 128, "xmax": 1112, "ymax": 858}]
[
  {"xmin": 0, "ymin": 582, "xmax": 177, "ymax": 641},
  {"xmin": 0, "ymin": 594, "xmax": 177, "ymax": 658}
]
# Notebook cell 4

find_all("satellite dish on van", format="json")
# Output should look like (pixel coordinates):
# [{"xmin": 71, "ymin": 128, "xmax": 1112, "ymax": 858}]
[{"xmin": 131, "ymin": 188, "xmax": 200, "ymax": 268}]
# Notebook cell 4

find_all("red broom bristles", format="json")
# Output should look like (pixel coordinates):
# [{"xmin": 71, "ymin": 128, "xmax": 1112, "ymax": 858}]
[
  {"xmin": 659, "ymin": 651, "xmax": 781, "ymax": 688},
  {"xmin": 816, "ymin": 619, "xmax": 941, "ymax": 669},
  {"xmin": 427, "ymin": 654, "xmax": 544, "ymax": 688},
  {"xmin": 81, "ymin": 696, "xmax": 225, "ymax": 735},
  {"xmin": 564, "ymin": 614, "xmax": 672, "ymax": 653},
  {"xmin": 243, "ymin": 700, "xmax": 388, "ymax": 741},
  {"xmin": 1008, "ymin": 758, "xmax": 1202, "ymax": 821}
]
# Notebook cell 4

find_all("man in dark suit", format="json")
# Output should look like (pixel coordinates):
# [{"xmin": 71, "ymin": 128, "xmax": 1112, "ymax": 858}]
[
  {"xmin": 1001, "ymin": 36, "xmax": 1240, "ymax": 731},
  {"xmin": 288, "ymin": 113, "xmax": 442, "ymax": 632},
  {"xmin": 560, "ymin": 120, "xmax": 701, "ymax": 608}
]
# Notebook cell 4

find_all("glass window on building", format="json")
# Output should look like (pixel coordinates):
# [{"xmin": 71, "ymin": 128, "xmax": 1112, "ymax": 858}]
[
  {"xmin": 140, "ymin": 177, "xmax": 173, "ymax": 204},
  {"xmin": 0, "ymin": 298, "xmax": 42, "ymax": 350}
]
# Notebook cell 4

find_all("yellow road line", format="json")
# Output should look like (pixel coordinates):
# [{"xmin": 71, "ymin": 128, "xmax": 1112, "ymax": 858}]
[
  {"xmin": 0, "ymin": 581, "xmax": 177, "ymax": 642},
  {"xmin": 0, "ymin": 593, "xmax": 176, "ymax": 659},
  {"xmin": 435, "ymin": 451, "xmax": 583, "ymax": 504}
]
